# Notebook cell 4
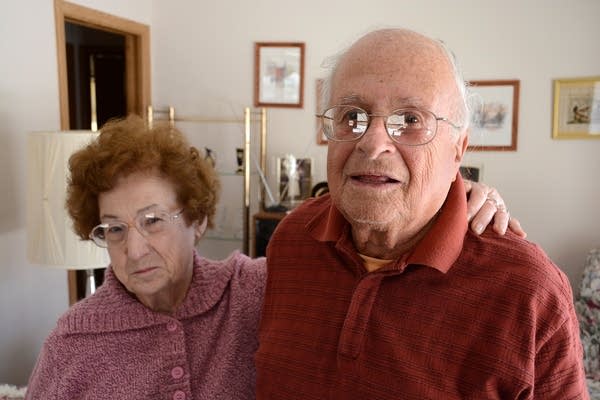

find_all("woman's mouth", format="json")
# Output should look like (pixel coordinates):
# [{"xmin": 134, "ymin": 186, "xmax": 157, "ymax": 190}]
[{"xmin": 134, "ymin": 266, "xmax": 158, "ymax": 275}]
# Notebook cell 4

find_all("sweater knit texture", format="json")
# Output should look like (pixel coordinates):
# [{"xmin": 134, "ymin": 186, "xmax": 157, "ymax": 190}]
[
  {"xmin": 26, "ymin": 251, "xmax": 266, "ymax": 400},
  {"xmin": 256, "ymin": 176, "xmax": 588, "ymax": 399}
]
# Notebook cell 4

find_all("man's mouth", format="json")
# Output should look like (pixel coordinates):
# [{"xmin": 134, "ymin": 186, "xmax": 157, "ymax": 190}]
[{"xmin": 351, "ymin": 174, "xmax": 400, "ymax": 184}]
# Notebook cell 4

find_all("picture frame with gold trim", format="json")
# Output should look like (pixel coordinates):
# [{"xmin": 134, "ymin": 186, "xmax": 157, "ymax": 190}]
[{"xmin": 552, "ymin": 77, "xmax": 600, "ymax": 139}]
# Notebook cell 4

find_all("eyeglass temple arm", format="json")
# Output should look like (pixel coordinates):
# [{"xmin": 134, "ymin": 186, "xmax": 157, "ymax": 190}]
[{"xmin": 437, "ymin": 117, "xmax": 462, "ymax": 130}]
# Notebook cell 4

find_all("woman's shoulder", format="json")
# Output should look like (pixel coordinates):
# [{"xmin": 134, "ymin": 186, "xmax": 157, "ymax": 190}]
[
  {"xmin": 223, "ymin": 250, "xmax": 266, "ymax": 269},
  {"xmin": 197, "ymin": 251, "xmax": 266, "ymax": 288},
  {"xmin": 54, "ymin": 271, "xmax": 164, "ymax": 335},
  {"xmin": 184, "ymin": 251, "xmax": 266, "ymax": 318},
  {"xmin": 224, "ymin": 252, "xmax": 267, "ymax": 301}
]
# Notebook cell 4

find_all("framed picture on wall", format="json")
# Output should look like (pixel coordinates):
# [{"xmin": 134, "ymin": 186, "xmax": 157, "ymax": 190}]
[
  {"xmin": 552, "ymin": 77, "xmax": 600, "ymax": 139},
  {"xmin": 459, "ymin": 164, "xmax": 483, "ymax": 182},
  {"xmin": 254, "ymin": 42, "xmax": 305, "ymax": 108},
  {"xmin": 276, "ymin": 155, "xmax": 313, "ymax": 206},
  {"xmin": 467, "ymin": 80, "xmax": 519, "ymax": 151},
  {"xmin": 316, "ymin": 78, "xmax": 328, "ymax": 145}
]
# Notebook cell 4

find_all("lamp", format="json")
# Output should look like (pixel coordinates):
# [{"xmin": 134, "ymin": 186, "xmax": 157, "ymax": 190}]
[{"xmin": 27, "ymin": 131, "xmax": 109, "ymax": 298}]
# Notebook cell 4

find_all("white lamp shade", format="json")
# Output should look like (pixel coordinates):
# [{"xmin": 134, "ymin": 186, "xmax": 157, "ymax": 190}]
[{"xmin": 27, "ymin": 131, "xmax": 109, "ymax": 269}]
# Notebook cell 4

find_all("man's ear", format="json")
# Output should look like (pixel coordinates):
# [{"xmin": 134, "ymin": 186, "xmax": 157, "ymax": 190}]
[
  {"xmin": 454, "ymin": 129, "xmax": 469, "ymax": 163},
  {"xmin": 195, "ymin": 216, "xmax": 208, "ymax": 242}
]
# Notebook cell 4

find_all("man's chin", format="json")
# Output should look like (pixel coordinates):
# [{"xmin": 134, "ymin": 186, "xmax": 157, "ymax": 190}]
[{"xmin": 337, "ymin": 203, "xmax": 398, "ymax": 231}]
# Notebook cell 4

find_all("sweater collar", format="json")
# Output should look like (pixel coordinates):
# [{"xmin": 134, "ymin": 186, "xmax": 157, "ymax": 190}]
[
  {"xmin": 58, "ymin": 250, "xmax": 239, "ymax": 334},
  {"xmin": 307, "ymin": 174, "xmax": 467, "ymax": 273}
]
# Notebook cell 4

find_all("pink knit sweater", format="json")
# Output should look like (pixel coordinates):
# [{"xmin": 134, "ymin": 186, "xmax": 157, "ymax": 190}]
[{"xmin": 25, "ymin": 251, "xmax": 266, "ymax": 400}]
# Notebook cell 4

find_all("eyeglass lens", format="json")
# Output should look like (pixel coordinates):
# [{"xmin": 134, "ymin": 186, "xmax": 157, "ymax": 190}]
[
  {"xmin": 322, "ymin": 106, "xmax": 435, "ymax": 145},
  {"xmin": 90, "ymin": 209, "xmax": 179, "ymax": 247}
]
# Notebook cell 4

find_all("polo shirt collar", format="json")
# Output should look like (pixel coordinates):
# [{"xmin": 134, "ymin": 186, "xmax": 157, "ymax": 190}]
[{"xmin": 307, "ymin": 173, "xmax": 467, "ymax": 273}]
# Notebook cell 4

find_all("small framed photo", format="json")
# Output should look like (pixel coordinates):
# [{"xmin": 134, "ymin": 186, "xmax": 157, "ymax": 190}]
[
  {"xmin": 460, "ymin": 164, "xmax": 483, "ymax": 183},
  {"xmin": 467, "ymin": 80, "xmax": 519, "ymax": 151},
  {"xmin": 316, "ymin": 78, "xmax": 328, "ymax": 145},
  {"xmin": 552, "ymin": 77, "xmax": 600, "ymax": 139},
  {"xmin": 254, "ymin": 42, "xmax": 305, "ymax": 108},
  {"xmin": 276, "ymin": 155, "xmax": 312, "ymax": 206}
]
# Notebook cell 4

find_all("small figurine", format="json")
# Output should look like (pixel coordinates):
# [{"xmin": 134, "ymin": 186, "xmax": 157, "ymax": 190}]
[
  {"xmin": 204, "ymin": 147, "xmax": 216, "ymax": 168},
  {"xmin": 236, "ymin": 148, "xmax": 244, "ymax": 174}
]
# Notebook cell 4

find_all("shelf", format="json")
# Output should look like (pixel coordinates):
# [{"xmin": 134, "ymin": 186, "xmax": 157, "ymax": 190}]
[
  {"xmin": 148, "ymin": 106, "xmax": 268, "ymax": 255},
  {"xmin": 217, "ymin": 171, "xmax": 244, "ymax": 177},
  {"xmin": 204, "ymin": 233, "xmax": 243, "ymax": 242}
]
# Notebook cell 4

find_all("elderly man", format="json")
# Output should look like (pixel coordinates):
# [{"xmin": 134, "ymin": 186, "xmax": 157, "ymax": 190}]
[{"xmin": 255, "ymin": 29, "xmax": 587, "ymax": 399}]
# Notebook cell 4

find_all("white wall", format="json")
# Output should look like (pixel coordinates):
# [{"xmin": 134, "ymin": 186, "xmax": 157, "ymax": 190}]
[
  {"xmin": 0, "ymin": 0, "xmax": 151, "ymax": 385},
  {"xmin": 151, "ymin": 0, "xmax": 600, "ymax": 290},
  {"xmin": 1, "ymin": 0, "xmax": 599, "ymax": 386}
]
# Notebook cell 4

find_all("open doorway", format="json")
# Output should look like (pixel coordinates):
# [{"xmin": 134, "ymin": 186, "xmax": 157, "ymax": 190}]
[
  {"xmin": 54, "ymin": 0, "xmax": 151, "ymax": 303},
  {"xmin": 66, "ymin": 22, "xmax": 127, "ymax": 130}
]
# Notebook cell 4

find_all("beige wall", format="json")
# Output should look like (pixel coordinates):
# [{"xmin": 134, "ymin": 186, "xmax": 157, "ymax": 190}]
[{"xmin": 1, "ymin": 0, "xmax": 598, "ymax": 385}]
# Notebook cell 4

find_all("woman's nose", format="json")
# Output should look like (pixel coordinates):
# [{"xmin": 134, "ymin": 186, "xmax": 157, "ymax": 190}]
[{"xmin": 124, "ymin": 225, "xmax": 151, "ymax": 260}]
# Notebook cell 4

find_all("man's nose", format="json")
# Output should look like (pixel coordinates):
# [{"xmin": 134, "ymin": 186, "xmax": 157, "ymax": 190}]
[{"xmin": 356, "ymin": 116, "xmax": 396, "ymax": 158}]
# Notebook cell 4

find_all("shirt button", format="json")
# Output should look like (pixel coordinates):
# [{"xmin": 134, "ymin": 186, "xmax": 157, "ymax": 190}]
[
  {"xmin": 171, "ymin": 366, "xmax": 184, "ymax": 379},
  {"xmin": 166, "ymin": 321, "xmax": 178, "ymax": 332},
  {"xmin": 173, "ymin": 390, "xmax": 186, "ymax": 400}
]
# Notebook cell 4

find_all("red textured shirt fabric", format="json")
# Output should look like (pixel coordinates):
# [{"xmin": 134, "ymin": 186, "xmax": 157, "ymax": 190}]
[{"xmin": 256, "ymin": 177, "xmax": 588, "ymax": 399}]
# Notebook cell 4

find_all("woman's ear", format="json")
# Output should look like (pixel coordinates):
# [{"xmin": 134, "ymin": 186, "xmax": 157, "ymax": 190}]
[{"xmin": 195, "ymin": 216, "xmax": 208, "ymax": 242}]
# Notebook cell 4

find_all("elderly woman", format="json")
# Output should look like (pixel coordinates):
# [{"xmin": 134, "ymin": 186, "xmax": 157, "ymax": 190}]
[
  {"xmin": 26, "ymin": 116, "xmax": 264, "ymax": 399},
  {"xmin": 25, "ymin": 116, "xmax": 522, "ymax": 400}
]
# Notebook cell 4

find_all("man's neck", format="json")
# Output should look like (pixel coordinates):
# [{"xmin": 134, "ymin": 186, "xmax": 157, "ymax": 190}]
[{"xmin": 350, "ymin": 215, "xmax": 438, "ymax": 261}]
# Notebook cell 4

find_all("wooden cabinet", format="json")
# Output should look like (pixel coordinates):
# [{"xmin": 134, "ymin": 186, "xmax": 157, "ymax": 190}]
[{"xmin": 252, "ymin": 211, "xmax": 287, "ymax": 257}]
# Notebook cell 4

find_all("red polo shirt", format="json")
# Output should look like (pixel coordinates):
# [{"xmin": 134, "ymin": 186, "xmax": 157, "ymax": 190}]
[{"xmin": 256, "ymin": 177, "xmax": 588, "ymax": 399}]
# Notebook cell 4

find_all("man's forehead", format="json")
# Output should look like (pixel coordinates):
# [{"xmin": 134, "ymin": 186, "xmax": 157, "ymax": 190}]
[
  {"xmin": 331, "ymin": 31, "xmax": 456, "ymax": 106},
  {"xmin": 339, "ymin": 32, "xmax": 447, "ymax": 75},
  {"xmin": 331, "ymin": 62, "xmax": 451, "ymax": 105},
  {"xmin": 336, "ymin": 93, "xmax": 431, "ymax": 109},
  {"xmin": 348, "ymin": 29, "xmax": 441, "ymax": 59}
]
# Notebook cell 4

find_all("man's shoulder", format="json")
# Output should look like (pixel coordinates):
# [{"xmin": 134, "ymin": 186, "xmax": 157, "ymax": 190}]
[
  {"xmin": 273, "ymin": 195, "xmax": 331, "ymax": 233},
  {"xmin": 463, "ymin": 230, "xmax": 557, "ymax": 272},
  {"xmin": 267, "ymin": 196, "xmax": 334, "ymax": 257},
  {"xmin": 286, "ymin": 195, "xmax": 331, "ymax": 220},
  {"xmin": 460, "ymin": 231, "xmax": 574, "ymax": 306}
]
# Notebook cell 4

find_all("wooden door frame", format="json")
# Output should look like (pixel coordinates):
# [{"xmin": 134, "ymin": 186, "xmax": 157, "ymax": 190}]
[{"xmin": 54, "ymin": 0, "xmax": 151, "ymax": 304}]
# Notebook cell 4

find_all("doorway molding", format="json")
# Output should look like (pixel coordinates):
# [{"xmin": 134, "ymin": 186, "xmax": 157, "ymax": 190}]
[
  {"xmin": 54, "ymin": 0, "xmax": 151, "ymax": 129},
  {"xmin": 54, "ymin": 0, "xmax": 151, "ymax": 304}
]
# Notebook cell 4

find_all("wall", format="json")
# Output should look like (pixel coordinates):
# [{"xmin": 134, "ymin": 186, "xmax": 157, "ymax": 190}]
[
  {"xmin": 0, "ymin": 0, "xmax": 151, "ymax": 385},
  {"xmin": 1, "ymin": 0, "xmax": 599, "ymax": 386},
  {"xmin": 151, "ymin": 0, "xmax": 600, "ymax": 290}
]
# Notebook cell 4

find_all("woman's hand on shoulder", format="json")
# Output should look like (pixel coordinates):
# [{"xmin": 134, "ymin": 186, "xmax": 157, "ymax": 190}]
[{"xmin": 464, "ymin": 179, "xmax": 527, "ymax": 238}]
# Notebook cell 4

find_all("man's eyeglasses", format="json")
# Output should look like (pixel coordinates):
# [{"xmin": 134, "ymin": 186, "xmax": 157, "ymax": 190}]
[
  {"xmin": 316, "ymin": 105, "xmax": 462, "ymax": 146},
  {"xmin": 89, "ymin": 208, "xmax": 185, "ymax": 248}
]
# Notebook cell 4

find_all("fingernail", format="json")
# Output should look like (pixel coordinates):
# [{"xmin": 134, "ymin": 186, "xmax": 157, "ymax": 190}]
[{"xmin": 475, "ymin": 224, "xmax": 484, "ymax": 234}]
